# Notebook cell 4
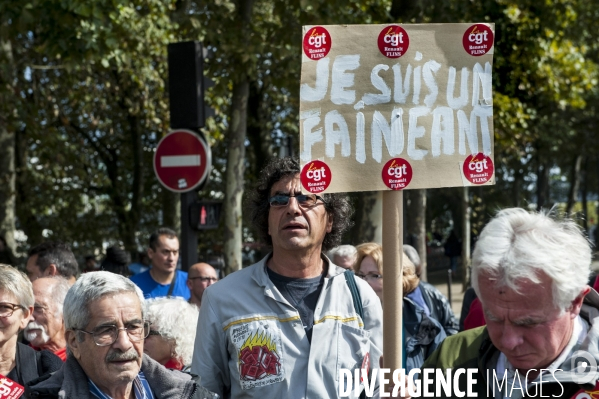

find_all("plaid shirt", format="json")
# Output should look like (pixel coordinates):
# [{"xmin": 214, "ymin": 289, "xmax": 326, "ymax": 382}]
[{"xmin": 88, "ymin": 371, "xmax": 155, "ymax": 399}]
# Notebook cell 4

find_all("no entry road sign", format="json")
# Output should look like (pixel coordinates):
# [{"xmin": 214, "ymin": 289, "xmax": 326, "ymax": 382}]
[{"xmin": 154, "ymin": 129, "xmax": 211, "ymax": 193}]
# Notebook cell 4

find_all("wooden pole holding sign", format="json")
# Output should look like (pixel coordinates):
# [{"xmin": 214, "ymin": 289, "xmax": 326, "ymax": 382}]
[{"xmin": 382, "ymin": 191, "xmax": 403, "ymax": 371}]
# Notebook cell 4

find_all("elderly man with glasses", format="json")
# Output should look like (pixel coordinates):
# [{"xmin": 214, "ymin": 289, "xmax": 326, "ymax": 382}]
[
  {"xmin": 192, "ymin": 156, "xmax": 383, "ymax": 398},
  {"xmin": 28, "ymin": 271, "xmax": 210, "ymax": 399}
]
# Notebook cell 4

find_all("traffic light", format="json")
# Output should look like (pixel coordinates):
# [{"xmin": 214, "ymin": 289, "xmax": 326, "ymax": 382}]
[{"xmin": 189, "ymin": 201, "xmax": 222, "ymax": 230}]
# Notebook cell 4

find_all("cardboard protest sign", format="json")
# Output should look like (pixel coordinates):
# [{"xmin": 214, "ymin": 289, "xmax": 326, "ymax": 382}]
[{"xmin": 299, "ymin": 23, "xmax": 495, "ymax": 193}]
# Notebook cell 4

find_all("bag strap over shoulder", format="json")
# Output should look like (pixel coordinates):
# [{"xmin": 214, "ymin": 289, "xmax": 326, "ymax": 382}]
[
  {"xmin": 167, "ymin": 270, "xmax": 177, "ymax": 297},
  {"xmin": 344, "ymin": 269, "xmax": 364, "ymax": 320},
  {"xmin": 344, "ymin": 270, "xmax": 369, "ymax": 399}
]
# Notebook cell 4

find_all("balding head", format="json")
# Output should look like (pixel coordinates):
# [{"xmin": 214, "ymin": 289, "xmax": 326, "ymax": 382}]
[{"xmin": 187, "ymin": 263, "xmax": 219, "ymax": 307}]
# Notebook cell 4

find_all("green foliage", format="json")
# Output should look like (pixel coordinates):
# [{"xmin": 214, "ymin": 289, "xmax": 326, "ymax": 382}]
[{"xmin": 2, "ymin": 0, "xmax": 599, "ymax": 260}]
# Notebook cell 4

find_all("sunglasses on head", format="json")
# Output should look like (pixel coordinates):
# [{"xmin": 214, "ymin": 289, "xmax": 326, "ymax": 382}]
[{"xmin": 268, "ymin": 193, "xmax": 326, "ymax": 208}]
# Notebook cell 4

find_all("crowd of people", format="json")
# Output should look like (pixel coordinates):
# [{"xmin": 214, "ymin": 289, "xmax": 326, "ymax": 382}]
[{"xmin": 1, "ymin": 156, "xmax": 598, "ymax": 398}]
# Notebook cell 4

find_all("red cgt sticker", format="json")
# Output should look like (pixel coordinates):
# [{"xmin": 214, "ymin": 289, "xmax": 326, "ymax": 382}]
[
  {"xmin": 382, "ymin": 158, "xmax": 413, "ymax": 190},
  {"xmin": 303, "ymin": 27, "xmax": 332, "ymax": 60},
  {"xmin": 0, "ymin": 375, "xmax": 24, "ymax": 399},
  {"xmin": 463, "ymin": 153, "xmax": 494, "ymax": 184},
  {"xmin": 462, "ymin": 24, "xmax": 494, "ymax": 56},
  {"xmin": 377, "ymin": 25, "xmax": 409, "ymax": 58},
  {"xmin": 301, "ymin": 160, "xmax": 332, "ymax": 193}
]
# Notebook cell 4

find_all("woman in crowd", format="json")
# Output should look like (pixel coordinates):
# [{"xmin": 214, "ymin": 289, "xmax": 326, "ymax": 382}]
[
  {"xmin": 353, "ymin": 243, "xmax": 446, "ymax": 372},
  {"xmin": 144, "ymin": 297, "xmax": 199, "ymax": 371},
  {"xmin": 354, "ymin": 242, "xmax": 419, "ymax": 302},
  {"xmin": 0, "ymin": 264, "xmax": 62, "ymax": 386}
]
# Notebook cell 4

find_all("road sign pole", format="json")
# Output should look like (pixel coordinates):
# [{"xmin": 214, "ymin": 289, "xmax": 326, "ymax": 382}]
[
  {"xmin": 180, "ymin": 191, "xmax": 198, "ymax": 271},
  {"xmin": 167, "ymin": 41, "xmax": 207, "ymax": 271}
]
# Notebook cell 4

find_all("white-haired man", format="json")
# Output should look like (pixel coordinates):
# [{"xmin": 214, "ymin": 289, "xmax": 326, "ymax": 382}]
[
  {"xmin": 422, "ymin": 208, "xmax": 599, "ymax": 398},
  {"xmin": 327, "ymin": 244, "xmax": 357, "ymax": 270},
  {"xmin": 27, "ymin": 271, "xmax": 209, "ymax": 398},
  {"xmin": 24, "ymin": 277, "xmax": 70, "ymax": 361}
]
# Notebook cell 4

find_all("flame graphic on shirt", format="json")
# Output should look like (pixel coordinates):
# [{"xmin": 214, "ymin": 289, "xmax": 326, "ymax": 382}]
[{"xmin": 238, "ymin": 331, "xmax": 282, "ymax": 381}]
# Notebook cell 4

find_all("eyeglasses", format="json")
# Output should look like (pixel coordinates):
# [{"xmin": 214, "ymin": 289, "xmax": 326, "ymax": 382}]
[
  {"xmin": 188, "ymin": 276, "xmax": 218, "ymax": 283},
  {"xmin": 356, "ymin": 273, "xmax": 383, "ymax": 282},
  {"xmin": 76, "ymin": 321, "xmax": 151, "ymax": 346},
  {"xmin": 268, "ymin": 193, "xmax": 326, "ymax": 208},
  {"xmin": 0, "ymin": 302, "xmax": 24, "ymax": 318}
]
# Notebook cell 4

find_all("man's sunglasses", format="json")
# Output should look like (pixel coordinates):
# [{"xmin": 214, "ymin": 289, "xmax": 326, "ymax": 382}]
[{"xmin": 268, "ymin": 193, "xmax": 326, "ymax": 208}]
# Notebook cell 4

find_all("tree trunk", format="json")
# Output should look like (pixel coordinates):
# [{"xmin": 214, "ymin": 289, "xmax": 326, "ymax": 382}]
[
  {"xmin": 0, "ymin": 37, "xmax": 17, "ymax": 257},
  {"xmin": 566, "ymin": 154, "xmax": 582, "ymax": 216},
  {"xmin": 537, "ymin": 159, "xmax": 550, "ymax": 211},
  {"xmin": 223, "ymin": 0, "xmax": 254, "ymax": 275},
  {"xmin": 581, "ymin": 157, "xmax": 588, "ymax": 232},
  {"xmin": 512, "ymin": 166, "xmax": 522, "ymax": 207},
  {"xmin": 596, "ymin": 157, "xmax": 599, "ymax": 247},
  {"xmin": 413, "ymin": 190, "xmax": 427, "ymax": 281},
  {"xmin": 348, "ymin": 191, "xmax": 383, "ymax": 245},
  {"xmin": 162, "ymin": 190, "xmax": 181, "ymax": 233},
  {"xmin": 223, "ymin": 80, "xmax": 249, "ymax": 275}
]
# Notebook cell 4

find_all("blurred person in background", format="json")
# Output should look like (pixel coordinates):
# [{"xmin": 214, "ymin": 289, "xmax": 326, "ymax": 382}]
[
  {"xmin": 128, "ymin": 252, "xmax": 151, "ymax": 276},
  {"xmin": 100, "ymin": 246, "xmax": 131, "ymax": 277},
  {"xmin": 327, "ymin": 244, "xmax": 357, "ymax": 270},
  {"xmin": 130, "ymin": 228, "xmax": 190, "ymax": 300},
  {"xmin": 443, "ymin": 229, "xmax": 461, "ymax": 276},
  {"xmin": 25, "ymin": 241, "xmax": 78, "ymax": 284},
  {"xmin": 187, "ymin": 262, "xmax": 219, "ymax": 308},
  {"xmin": 404, "ymin": 244, "xmax": 459, "ymax": 336},
  {"xmin": 24, "ymin": 276, "xmax": 70, "ymax": 361},
  {"xmin": 83, "ymin": 255, "xmax": 99, "ymax": 273},
  {"xmin": 144, "ymin": 297, "xmax": 199, "ymax": 371},
  {"xmin": 0, "ymin": 265, "xmax": 62, "ymax": 387},
  {"xmin": 354, "ymin": 242, "xmax": 447, "ymax": 372},
  {"xmin": 354, "ymin": 242, "xmax": 386, "ymax": 301}
]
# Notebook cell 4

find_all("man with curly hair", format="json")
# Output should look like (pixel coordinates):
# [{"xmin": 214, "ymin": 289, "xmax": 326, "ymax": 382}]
[{"xmin": 192, "ymin": 156, "xmax": 383, "ymax": 398}]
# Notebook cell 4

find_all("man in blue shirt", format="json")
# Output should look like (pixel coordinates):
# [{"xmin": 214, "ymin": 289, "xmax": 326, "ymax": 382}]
[{"xmin": 130, "ymin": 228, "xmax": 190, "ymax": 300}]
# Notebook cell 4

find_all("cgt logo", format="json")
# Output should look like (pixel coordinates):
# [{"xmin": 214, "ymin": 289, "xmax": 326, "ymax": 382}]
[
  {"xmin": 306, "ymin": 164, "xmax": 327, "ymax": 181},
  {"xmin": 308, "ymin": 30, "xmax": 327, "ymax": 48},
  {"xmin": 383, "ymin": 28, "xmax": 404, "ymax": 47},
  {"xmin": 468, "ymin": 157, "xmax": 489, "ymax": 173},
  {"xmin": 468, "ymin": 26, "xmax": 489, "ymax": 45},
  {"xmin": 387, "ymin": 161, "xmax": 408, "ymax": 178}
]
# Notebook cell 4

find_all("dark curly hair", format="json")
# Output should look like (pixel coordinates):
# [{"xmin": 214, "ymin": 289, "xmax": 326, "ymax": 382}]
[{"xmin": 249, "ymin": 157, "xmax": 353, "ymax": 252}]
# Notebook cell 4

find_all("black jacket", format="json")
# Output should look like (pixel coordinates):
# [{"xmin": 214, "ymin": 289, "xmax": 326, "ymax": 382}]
[
  {"xmin": 419, "ymin": 281, "xmax": 460, "ymax": 336},
  {"xmin": 9, "ymin": 342, "xmax": 62, "ymax": 388}
]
